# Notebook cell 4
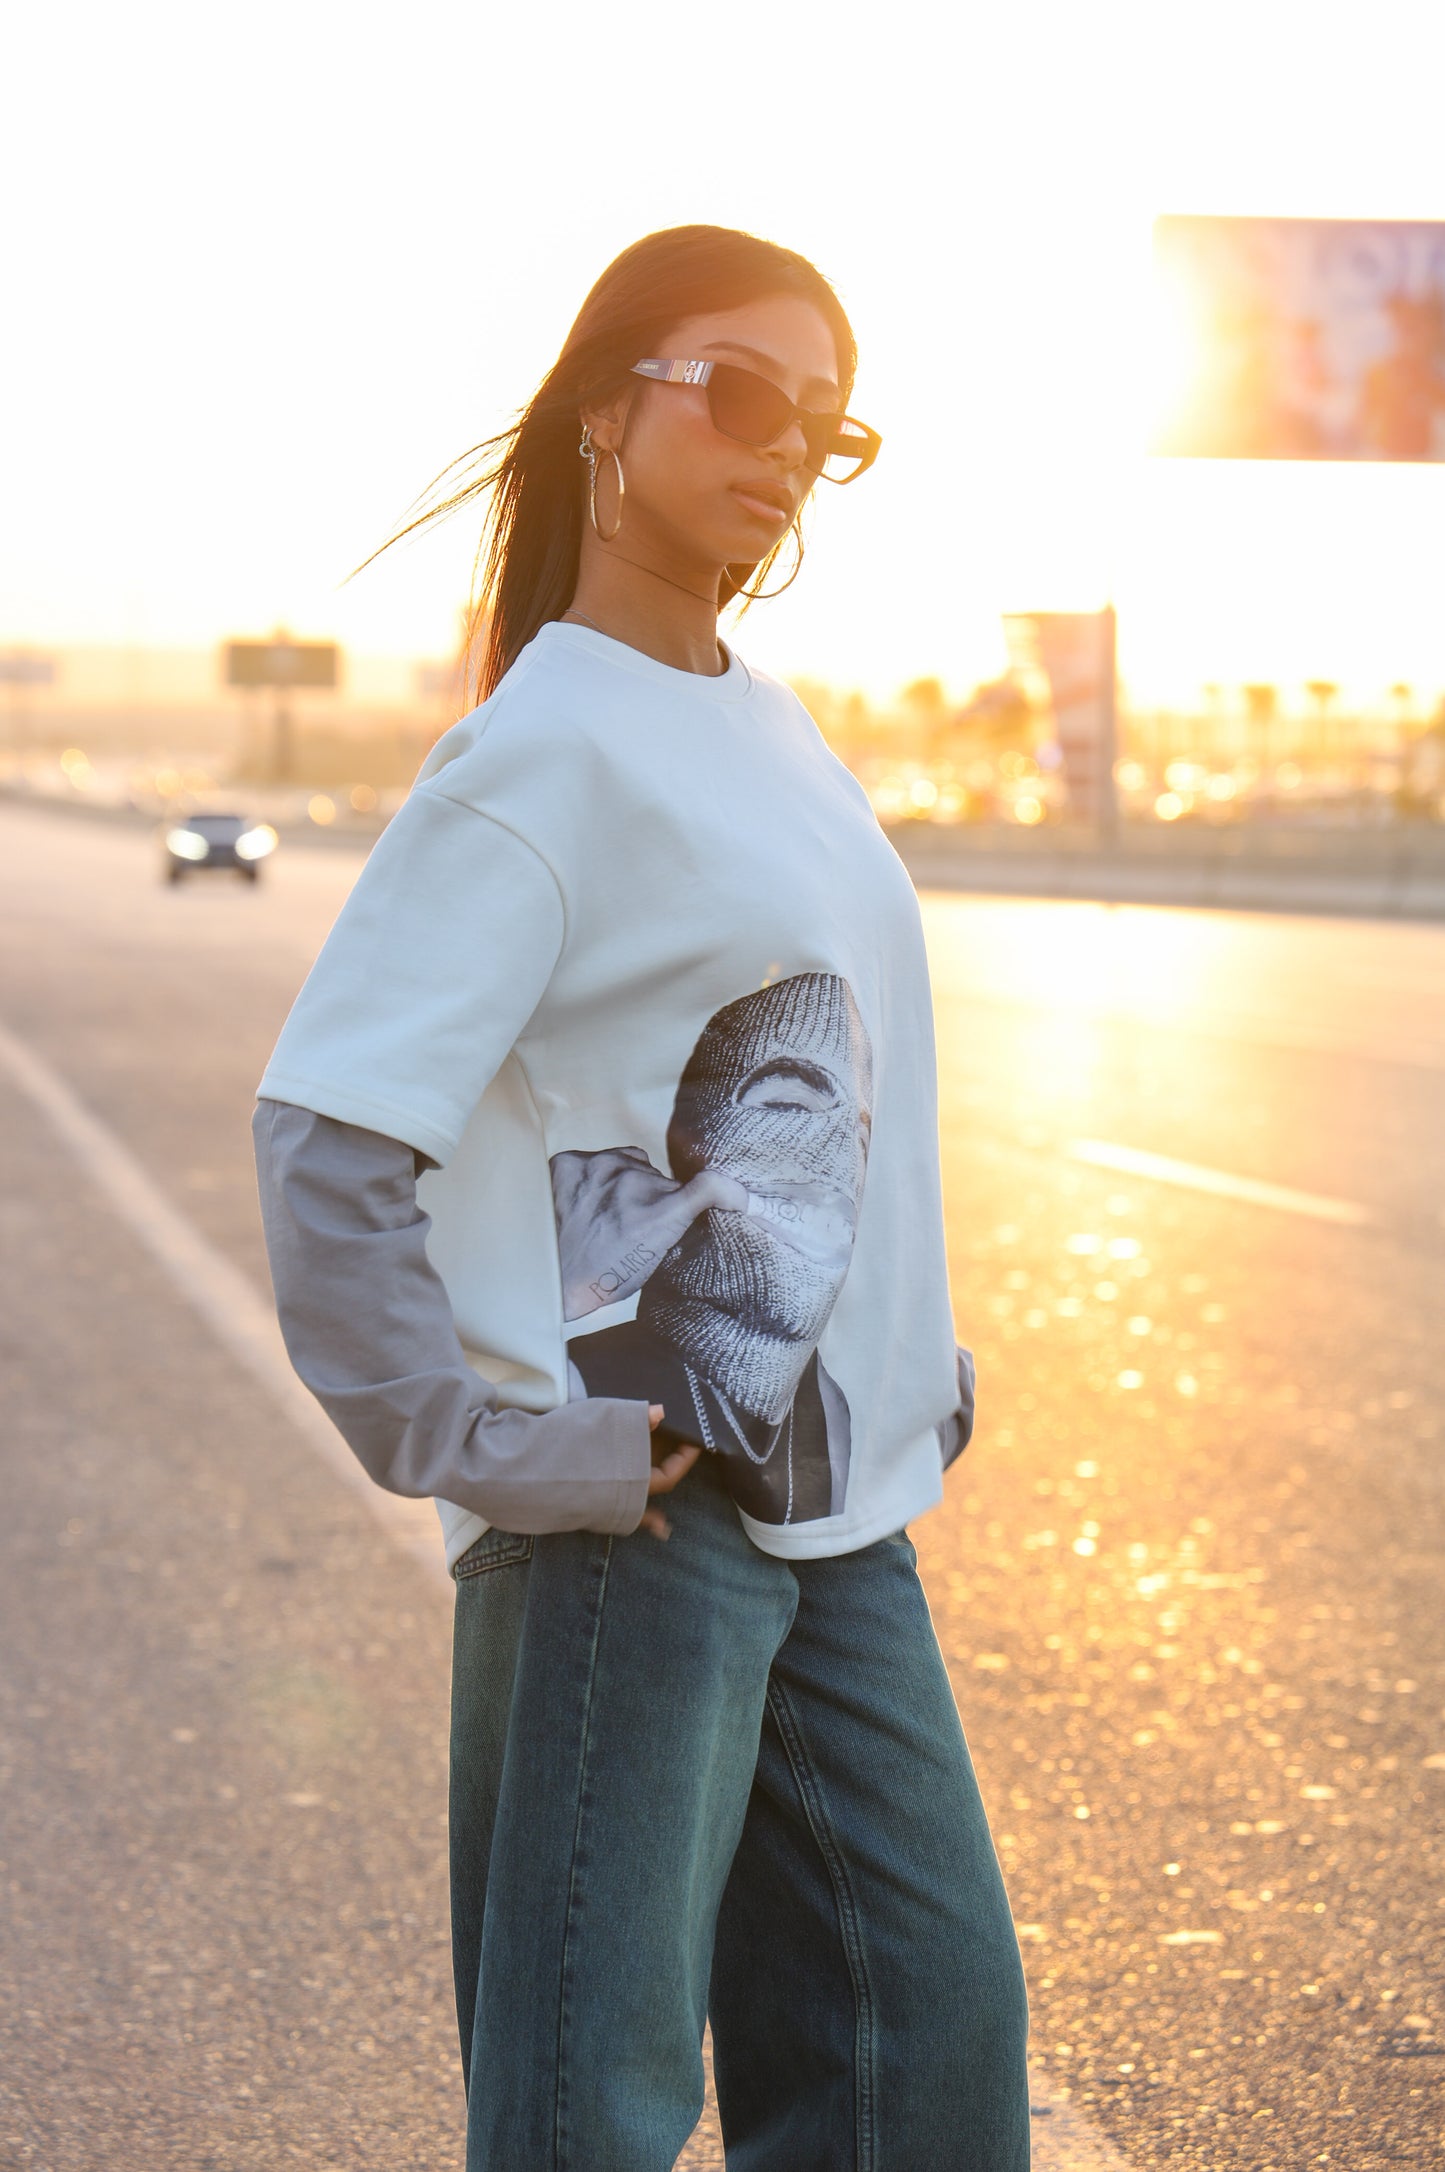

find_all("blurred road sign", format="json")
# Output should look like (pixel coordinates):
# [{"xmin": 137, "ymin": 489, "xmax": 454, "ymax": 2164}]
[
  {"xmin": 223, "ymin": 638, "xmax": 338, "ymax": 689},
  {"xmin": 1003, "ymin": 608, "xmax": 1117, "ymax": 835},
  {"xmin": 1153, "ymin": 216, "xmax": 1445, "ymax": 461},
  {"xmin": 0, "ymin": 654, "xmax": 56, "ymax": 686}
]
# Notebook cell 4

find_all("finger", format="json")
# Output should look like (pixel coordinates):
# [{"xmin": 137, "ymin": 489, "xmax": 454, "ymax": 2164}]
[
  {"xmin": 638, "ymin": 1509, "xmax": 672, "ymax": 1539},
  {"xmin": 647, "ymin": 1402, "xmax": 665, "ymax": 1431},
  {"xmin": 626, "ymin": 1177, "xmax": 725, "ymax": 1267},
  {"xmin": 683, "ymin": 1166, "xmax": 749, "ymax": 1214},
  {"xmin": 646, "ymin": 1445, "xmax": 702, "ymax": 1494}
]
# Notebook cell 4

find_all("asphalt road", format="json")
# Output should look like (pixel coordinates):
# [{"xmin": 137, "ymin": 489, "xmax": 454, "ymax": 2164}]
[{"xmin": 1, "ymin": 803, "xmax": 1441, "ymax": 2172}]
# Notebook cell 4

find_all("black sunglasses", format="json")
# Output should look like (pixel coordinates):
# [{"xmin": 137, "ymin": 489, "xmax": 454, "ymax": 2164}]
[{"xmin": 630, "ymin": 358, "xmax": 881, "ymax": 484}]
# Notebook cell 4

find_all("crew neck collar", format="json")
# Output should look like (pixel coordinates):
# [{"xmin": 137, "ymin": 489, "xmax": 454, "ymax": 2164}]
[{"xmin": 536, "ymin": 617, "xmax": 755, "ymax": 703}]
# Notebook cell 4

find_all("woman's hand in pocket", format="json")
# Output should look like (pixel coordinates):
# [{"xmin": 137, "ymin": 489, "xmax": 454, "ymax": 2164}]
[{"xmin": 639, "ymin": 1403, "xmax": 702, "ymax": 1539}]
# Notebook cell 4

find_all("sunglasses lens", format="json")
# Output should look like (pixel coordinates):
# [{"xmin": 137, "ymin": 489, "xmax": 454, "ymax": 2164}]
[
  {"xmin": 699, "ymin": 362, "xmax": 878, "ymax": 483},
  {"xmin": 705, "ymin": 363, "xmax": 794, "ymax": 447}
]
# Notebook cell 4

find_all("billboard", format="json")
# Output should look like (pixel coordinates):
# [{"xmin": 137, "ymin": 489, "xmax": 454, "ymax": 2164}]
[
  {"xmin": 1152, "ymin": 216, "xmax": 1445, "ymax": 461},
  {"xmin": 1002, "ymin": 608, "xmax": 1117, "ymax": 832},
  {"xmin": 223, "ymin": 638, "xmax": 338, "ymax": 689}
]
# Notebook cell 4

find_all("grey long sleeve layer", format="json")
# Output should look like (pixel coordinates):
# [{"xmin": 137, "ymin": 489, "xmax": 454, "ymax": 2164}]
[
  {"xmin": 938, "ymin": 1344, "xmax": 976, "ymax": 1472},
  {"xmin": 252, "ymin": 1097, "xmax": 654, "ymax": 1535}
]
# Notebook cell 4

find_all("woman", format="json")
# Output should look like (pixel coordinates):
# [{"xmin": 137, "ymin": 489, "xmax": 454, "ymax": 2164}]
[{"xmin": 254, "ymin": 224, "xmax": 1030, "ymax": 2171}]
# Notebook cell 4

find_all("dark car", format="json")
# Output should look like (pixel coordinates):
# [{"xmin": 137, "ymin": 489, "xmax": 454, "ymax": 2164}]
[{"xmin": 162, "ymin": 811, "xmax": 278, "ymax": 884}]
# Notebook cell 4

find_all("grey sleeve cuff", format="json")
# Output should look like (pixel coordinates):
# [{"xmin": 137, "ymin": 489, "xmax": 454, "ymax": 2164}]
[
  {"xmin": 938, "ymin": 1341, "xmax": 977, "ymax": 1472},
  {"xmin": 252, "ymin": 1097, "xmax": 654, "ymax": 1535}
]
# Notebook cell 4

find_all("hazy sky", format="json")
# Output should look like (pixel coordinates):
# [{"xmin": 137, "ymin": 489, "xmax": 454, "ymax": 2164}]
[{"xmin": 5, "ymin": 1, "xmax": 1444, "ymax": 704}]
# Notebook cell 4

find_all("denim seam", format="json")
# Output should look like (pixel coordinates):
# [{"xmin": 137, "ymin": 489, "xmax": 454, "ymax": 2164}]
[
  {"xmin": 452, "ymin": 1531, "xmax": 533, "ymax": 1580},
  {"xmin": 765, "ymin": 1674, "xmax": 877, "ymax": 2172},
  {"xmin": 554, "ymin": 1537, "xmax": 614, "ymax": 2172}
]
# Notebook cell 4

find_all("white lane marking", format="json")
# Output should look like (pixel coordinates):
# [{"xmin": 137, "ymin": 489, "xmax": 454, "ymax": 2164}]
[
  {"xmin": 0, "ymin": 1018, "xmax": 449, "ymax": 1593},
  {"xmin": 0, "ymin": 1016, "xmax": 1136, "ymax": 2172},
  {"xmin": 1069, "ymin": 1138, "xmax": 1372, "ymax": 1227}
]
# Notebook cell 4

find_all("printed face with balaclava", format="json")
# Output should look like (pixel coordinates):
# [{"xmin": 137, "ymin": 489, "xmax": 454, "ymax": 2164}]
[{"xmin": 639, "ymin": 973, "xmax": 874, "ymax": 1425}]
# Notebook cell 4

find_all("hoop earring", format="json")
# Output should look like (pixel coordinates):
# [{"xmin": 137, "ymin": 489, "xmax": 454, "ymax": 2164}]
[
  {"xmin": 579, "ymin": 425, "xmax": 624, "ymax": 543},
  {"xmin": 732, "ymin": 516, "xmax": 805, "ymax": 603}
]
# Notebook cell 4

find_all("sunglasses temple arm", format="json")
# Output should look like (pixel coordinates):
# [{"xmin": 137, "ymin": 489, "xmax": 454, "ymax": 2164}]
[{"xmin": 632, "ymin": 358, "xmax": 715, "ymax": 386}]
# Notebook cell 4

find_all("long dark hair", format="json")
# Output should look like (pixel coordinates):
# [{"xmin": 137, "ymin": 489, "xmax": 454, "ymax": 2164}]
[{"xmin": 351, "ymin": 225, "xmax": 858, "ymax": 705}]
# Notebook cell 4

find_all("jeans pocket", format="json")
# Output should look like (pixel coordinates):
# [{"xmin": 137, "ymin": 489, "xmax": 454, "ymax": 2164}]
[{"xmin": 452, "ymin": 1527, "xmax": 534, "ymax": 1581}]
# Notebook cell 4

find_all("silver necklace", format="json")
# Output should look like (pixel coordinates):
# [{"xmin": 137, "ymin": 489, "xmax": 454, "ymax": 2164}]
[{"xmin": 684, "ymin": 1361, "xmax": 786, "ymax": 1467}]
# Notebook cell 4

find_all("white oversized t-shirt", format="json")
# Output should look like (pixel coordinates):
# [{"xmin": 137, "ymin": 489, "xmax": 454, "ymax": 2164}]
[{"xmin": 258, "ymin": 619, "xmax": 968, "ymax": 1570}]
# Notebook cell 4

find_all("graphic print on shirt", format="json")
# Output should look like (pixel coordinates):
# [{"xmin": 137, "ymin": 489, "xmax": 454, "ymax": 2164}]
[{"xmin": 549, "ymin": 972, "xmax": 874, "ymax": 1525}]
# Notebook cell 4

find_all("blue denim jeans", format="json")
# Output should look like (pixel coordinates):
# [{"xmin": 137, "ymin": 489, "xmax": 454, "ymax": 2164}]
[{"xmin": 448, "ymin": 1452, "xmax": 1030, "ymax": 2171}]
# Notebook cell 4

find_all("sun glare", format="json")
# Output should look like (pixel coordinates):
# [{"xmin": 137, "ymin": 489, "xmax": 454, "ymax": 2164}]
[
  {"xmin": 4, "ymin": 4, "xmax": 1445, "ymax": 707},
  {"xmin": 1148, "ymin": 266, "xmax": 1212, "ymax": 454}
]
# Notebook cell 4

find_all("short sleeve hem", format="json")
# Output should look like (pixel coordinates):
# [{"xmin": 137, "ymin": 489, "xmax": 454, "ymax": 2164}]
[{"xmin": 255, "ymin": 1079, "xmax": 462, "ymax": 1169}]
